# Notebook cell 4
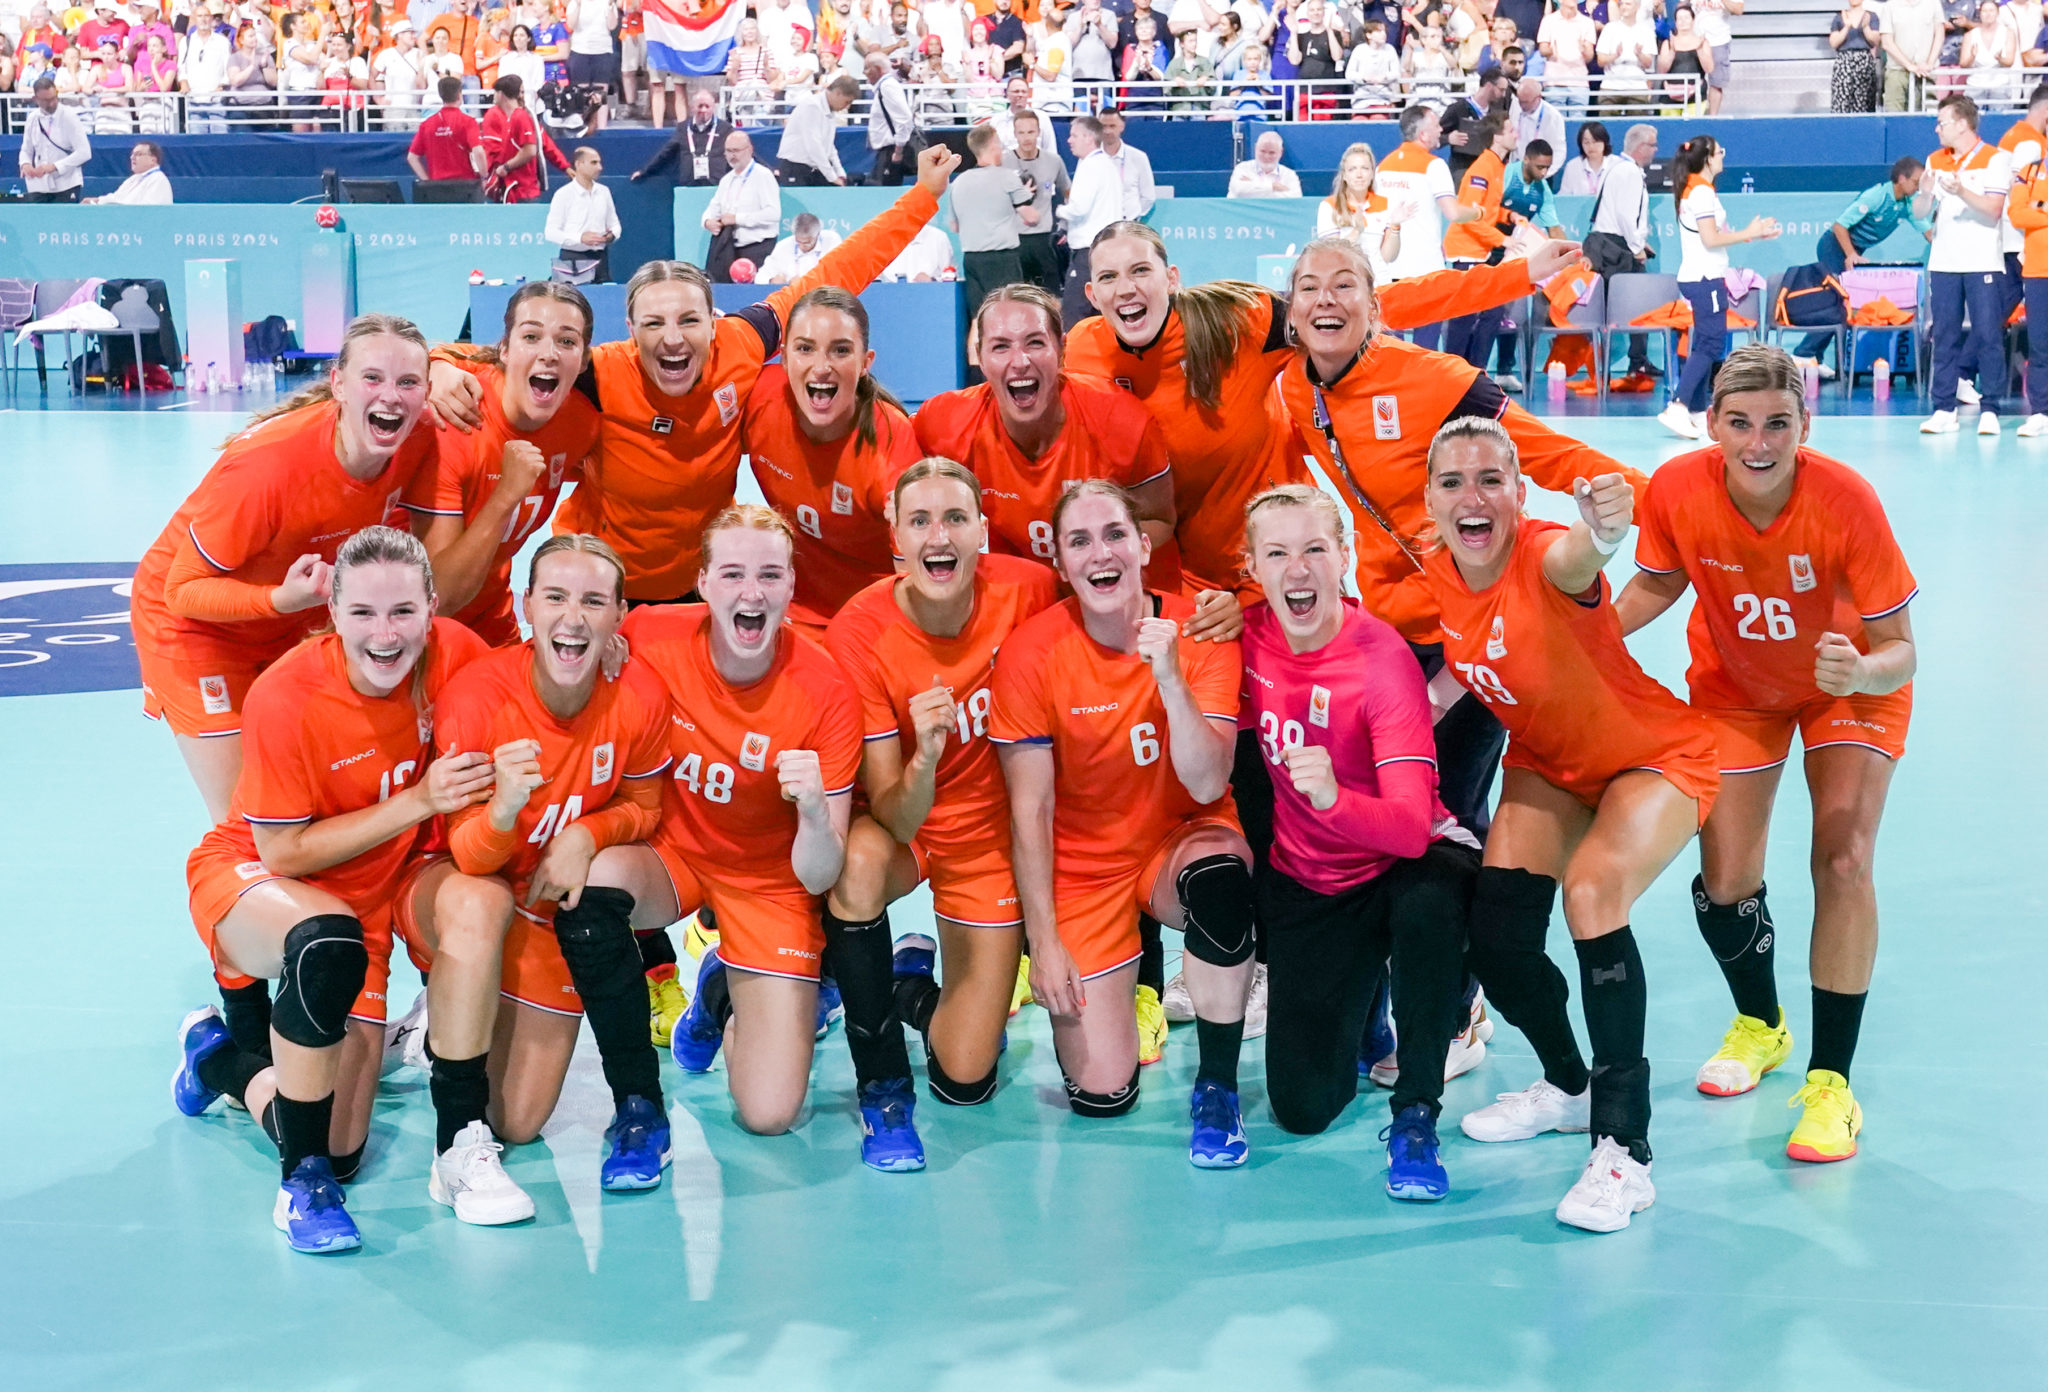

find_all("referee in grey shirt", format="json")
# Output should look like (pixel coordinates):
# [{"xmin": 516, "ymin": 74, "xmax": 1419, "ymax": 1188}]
[
  {"xmin": 1003, "ymin": 109, "xmax": 1069, "ymax": 295},
  {"xmin": 951, "ymin": 124, "xmax": 1040, "ymax": 321}
]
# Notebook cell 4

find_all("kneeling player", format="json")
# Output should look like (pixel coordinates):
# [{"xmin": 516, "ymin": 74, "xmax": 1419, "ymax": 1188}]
[
  {"xmin": 172, "ymin": 527, "xmax": 492, "ymax": 1253},
  {"xmin": 824, "ymin": 459, "xmax": 1059, "ymax": 1155},
  {"xmin": 991, "ymin": 481, "xmax": 1258, "ymax": 1167}
]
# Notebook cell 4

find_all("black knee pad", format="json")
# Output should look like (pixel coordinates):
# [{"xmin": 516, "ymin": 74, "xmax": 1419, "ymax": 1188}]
[
  {"xmin": 1064, "ymin": 1069, "xmax": 1141, "ymax": 1118},
  {"xmin": 330, "ymin": 1144, "xmax": 366, "ymax": 1184},
  {"xmin": 1177, "ymin": 854, "xmax": 1256, "ymax": 966},
  {"xmin": 1468, "ymin": 866, "xmax": 1558, "ymax": 957},
  {"xmin": 926, "ymin": 1048, "xmax": 999, "ymax": 1107},
  {"xmin": 554, "ymin": 887, "xmax": 639, "ymax": 982},
  {"xmin": 273, "ymin": 914, "xmax": 367, "ymax": 1049}
]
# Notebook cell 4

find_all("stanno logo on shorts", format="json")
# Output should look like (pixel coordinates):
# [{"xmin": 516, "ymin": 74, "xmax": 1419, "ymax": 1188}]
[
  {"xmin": 740, "ymin": 731, "xmax": 771, "ymax": 771},
  {"xmin": 715, "ymin": 383, "xmax": 739, "ymax": 425},
  {"xmin": 1486, "ymin": 615, "xmax": 1507, "ymax": 661},
  {"xmin": 1788, "ymin": 553, "xmax": 1817, "ymax": 593},
  {"xmin": 1308, "ymin": 684, "xmax": 1332, "ymax": 728},
  {"xmin": 592, "ymin": 741, "xmax": 614, "ymax": 786},
  {"xmin": 831, "ymin": 481, "xmax": 855, "ymax": 515},
  {"xmin": 1372, "ymin": 395, "xmax": 1401, "ymax": 440},
  {"xmin": 199, "ymin": 674, "xmax": 231, "ymax": 715},
  {"xmin": 235, "ymin": 860, "xmax": 269, "ymax": 880}
]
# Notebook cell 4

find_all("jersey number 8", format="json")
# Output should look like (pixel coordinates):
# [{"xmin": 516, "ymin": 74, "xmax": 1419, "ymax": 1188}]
[
  {"xmin": 1732, "ymin": 593, "xmax": 1796, "ymax": 641},
  {"xmin": 675, "ymin": 752, "xmax": 735, "ymax": 803},
  {"xmin": 1027, "ymin": 520, "xmax": 1056, "ymax": 559}
]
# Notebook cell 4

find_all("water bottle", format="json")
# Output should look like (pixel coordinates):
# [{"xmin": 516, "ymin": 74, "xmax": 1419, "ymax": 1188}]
[
  {"xmin": 1872, "ymin": 354, "xmax": 1891, "ymax": 401},
  {"xmin": 1741, "ymin": 173, "xmax": 1754, "ymax": 195},
  {"xmin": 1802, "ymin": 362, "xmax": 1821, "ymax": 401},
  {"xmin": 1547, "ymin": 359, "xmax": 1567, "ymax": 402}
]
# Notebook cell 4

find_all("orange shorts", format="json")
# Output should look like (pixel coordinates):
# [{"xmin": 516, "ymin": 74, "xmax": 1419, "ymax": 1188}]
[
  {"xmin": 653, "ymin": 839, "xmax": 824, "ymax": 981},
  {"xmin": 909, "ymin": 835, "xmax": 1022, "ymax": 928},
  {"xmin": 140, "ymin": 642, "xmax": 268, "ymax": 739},
  {"xmin": 387, "ymin": 861, "xmax": 589, "ymax": 1017},
  {"xmin": 185, "ymin": 844, "xmax": 439, "ymax": 1025},
  {"xmin": 1508, "ymin": 741, "xmax": 1723, "ymax": 826},
  {"xmin": 1052, "ymin": 816, "xmax": 1242, "ymax": 980},
  {"xmin": 1704, "ymin": 689, "xmax": 1912, "ymax": 774}
]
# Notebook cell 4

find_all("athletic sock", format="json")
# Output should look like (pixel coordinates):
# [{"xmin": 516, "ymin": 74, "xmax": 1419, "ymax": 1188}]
[
  {"xmin": 430, "ymin": 1048, "xmax": 491, "ymax": 1154},
  {"xmin": 196, "ymin": 1044, "xmax": 268, "ymax": 1105},
  {"xmin": 1693, "ymin": 875, "xmax": 1780, "ymax": 1024},
  {"xmin": 554, "ymin": 888, "xmax": 663, "ymax": 1112},
  {"xmin": 1808, "ymin": 987, "xmax": 1868, "ymax": 1081},
  {"xmin": 893, "ymin": 972, "xmax": 941, "ymax": 1035},
  {"xmin": 822, "ymin": 908, "xmax": 910, "ymax": 1090},
  {"xmin": 638, "ymin": 926, "xmax": 678, "ymax": 974},
  {"xmin": 1194, "ymin": 1017, "xmax": 1245, "ymax": 1091},
  {"xmin": 1575, "ymin": 927, "xmax": 1651, "ymax": 1165},
  {"xmin": 1138, "ymin": 913, "xmax": 1165, "ymax": 997},
  {"xmin": 218, "ymin": 980, "xmax": 274, "ymax": 1060},
  {"xmin": 271, "ymin": 1091, "xmax": 335, "ymax": 1179},
  {"xmin": 1466, "ymin": 867, "xmax": 1591, "ymax": 1095}
]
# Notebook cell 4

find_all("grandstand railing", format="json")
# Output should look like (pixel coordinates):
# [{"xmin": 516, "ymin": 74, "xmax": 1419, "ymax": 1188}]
[{"xmin": 1908, "ymin": 66, "xmax": 2048, "ymax": 113}]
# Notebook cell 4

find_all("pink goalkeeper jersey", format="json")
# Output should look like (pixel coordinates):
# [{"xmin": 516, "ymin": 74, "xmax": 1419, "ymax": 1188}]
[{"xmin": 1238, "ymin": 600, "xmax": 1452, "ymax": 894}]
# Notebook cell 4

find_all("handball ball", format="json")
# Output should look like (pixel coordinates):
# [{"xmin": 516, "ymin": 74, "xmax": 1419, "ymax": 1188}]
[
  {"xmin": 729, "ymin": 258, "xmax": 756, "ymax": 283},
  {"xmin": 315, "ymin": 205, "xmax": 339, "ymax": 229}
]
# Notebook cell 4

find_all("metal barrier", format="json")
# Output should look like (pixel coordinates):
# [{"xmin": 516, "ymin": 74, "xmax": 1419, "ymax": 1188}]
[{"xmin": 1910, "ymin": 65, "xmax": 2048, "ymax": 113}]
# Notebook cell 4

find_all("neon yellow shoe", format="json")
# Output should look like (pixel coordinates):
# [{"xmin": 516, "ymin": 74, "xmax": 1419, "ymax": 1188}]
[
  {"xmin": 1786, "ymin": 1069, "xmax": 1862, "ymax": 1163},
  {"xmin": 1010, "ymin": 954, "xmax": 1032, "ymax": 1017},
  {"xmin": 682, "ymin": 913, "xmax": 720, "ymax": 960},
  {"xmin": 1695, "ymin": 1010, "xmax": 1793, "ymax": 1097},
  {"xmin": 1136, "ymin": 984, "xmax": 1167, "ymax": 1066},
  {"xmin": 647, "ymin": 964, "xmax": 689, "ymax": 1048}
]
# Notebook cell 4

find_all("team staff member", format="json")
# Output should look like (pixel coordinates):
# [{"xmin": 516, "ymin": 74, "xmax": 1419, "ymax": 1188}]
[
  {"xmin": 404, "ymin": 284, "xmax": 601, "ymax": 646},
  {"xmin": 1420, "ymin": 418, "xmax": 1719, "ymax": 1233},
  {"xmin": 1277, "ymin": 236, "xmax": 1646, "ymax": 834},
  {"xmin": 991, "ymin": 482, "xmax": 1259, "ymax": 1169},
  {"xmin": 1793, "ymin": 157, "xmax": 1933, "ymax": 372},
  {"xmin": 1440, "ymin": 116, "xmax": 1519, "ymax": 373},
  {"xmin": 1619, "ymin": 345, "xmax": 1917, "ymax": 1164},
  {"xmin": 743, "ymin": 287, "xmax": 925, "ymax": 637},
  {"xmin": 1370, "ymin": 104, "xmax": 1485, "ymax": 351},
  {"xmin": 1237, "ymin": 486, "xmax": 1478, "ymax": 1203},
  {"xmin": 1997, "ymin": 86, "xmax": 2048, "ymax": 322},
  {"xmin": 427, "ymin": 145, "xmax": 962, "ymax": 604},
  {"xmin": 581, "ymin": 508, "xmax": 875, "ymax": 1160},
  {"xmin": 133, "ymin": 314, "xmax": 438, "ymax": 824},
  {"xmin": 1657, "ymin": 135, "xmax": 1779, "ymax": 442},
  {"xmin": 171, "ymin": 528, "xmax": 493, "ymax": 1254},
  {"xmin": 826, "ymin": 460, "xmax": 1060, "ymax": 1128},
  {"xmin": 1920, "ymin": 94, "xmax": 2012, "ymax": 436},
  {"xmin": 1068, "ymin": 220, "xmax": 1580, "ymax": 597},
  {"xmin": 416, "ymin": 535, "xmax": 676, "ymax": 1217},
  {"xmin": 2007, "ymin": 151, "xmax": 2048, "ymax": 437}
]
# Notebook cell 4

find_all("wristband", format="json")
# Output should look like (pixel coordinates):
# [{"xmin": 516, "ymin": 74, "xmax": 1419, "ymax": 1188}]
[{"xmin": 1588, "ymin": 529, "xmax": 1622, "ymax": 556}]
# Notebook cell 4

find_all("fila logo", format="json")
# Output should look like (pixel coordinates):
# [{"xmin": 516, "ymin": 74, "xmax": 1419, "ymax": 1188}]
[
  {"xmin": 714, "ymin": 383, "xmax": 739, "ymax": 425},
  {"xmin": 1308, "ymin": 684, "xmax": 1332, "ymax": 728},
  {"xmin": 548, "ymin": 453, "xmax": 568, "ymax": 488},
  {"xmin": 1788, "ymin": 553, "xmax": 1817, "ymax": 593},
  {"xmin": 592, "ymin": 741, "xmax": 614, "ymax": 786},
  {"xmin": 831, "ymin": 481, "xmax": 854, "ymax": 515},
  {"xmin": 1114, "ymin": 376, "xmax": 1134, "ymax": 391},
  {"xmin": 1372, "ymin": 395, "xmax": 1401, "ymax": 440},
  {"xmin": 739, "ymin": 731, "xmax": 771, "ymax": 772},
  {"xmin": 1486, "ymin": 615, "xmax": 1507, "ymax": 661},
  {"xmin": 650, "ymin": 416, "xmax": 675, "ymax": 434},
  {"xmin": 199, "ymin": 674, "xmax": 231, "ymax": 715}
]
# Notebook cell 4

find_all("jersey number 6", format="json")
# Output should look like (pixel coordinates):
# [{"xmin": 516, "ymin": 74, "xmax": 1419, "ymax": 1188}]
[{"xmin": 1130, "ymin": 721, "xmax": 1160, "ymax": 766}]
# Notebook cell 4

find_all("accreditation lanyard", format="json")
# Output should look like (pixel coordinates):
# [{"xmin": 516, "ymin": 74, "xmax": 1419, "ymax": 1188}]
[{"xmin": 1309, "ymin": 373, "xmax": 1426, "ymax": 576}]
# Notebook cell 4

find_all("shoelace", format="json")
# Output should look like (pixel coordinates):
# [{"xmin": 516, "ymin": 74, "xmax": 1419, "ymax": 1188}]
[
  {"xmin": 1377, "ymin": 1117, "xmax": 1438, "ymax": 1156},
  {"xmin": 1712, "ymin": 1016, "xmax": 1779, "ymax": 1060},
  {"xmin": 1787, "ymin": 1080, "xmax": 1841, "ymax": 1113},
  {"xmin": 1191, "ymin": 1085, "xmax": 1237, "ymax": 1132},
  {"xmin": 296, "ymin": 1171, "xmax": 346, "ymax": 1214},
  {"xmin": 1580, "ymin": 1143, "xmax": 1636, "ymax": 1202}
]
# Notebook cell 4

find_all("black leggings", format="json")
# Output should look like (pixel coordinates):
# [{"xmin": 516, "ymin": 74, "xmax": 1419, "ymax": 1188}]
[{"xmin": 1262, "ymin": 843, "xmax": 1479, "ymax": 1133}]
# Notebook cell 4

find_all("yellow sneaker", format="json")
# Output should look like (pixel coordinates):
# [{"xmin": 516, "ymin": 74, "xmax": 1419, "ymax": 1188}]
[
  {"xmin": 1695, "ymin": 1010, "xmax": 1793, "ymax": 1097},
  {"xmin": 1786, "ymin": 1069, "xmax": 1862, "ymax": 1163},
  {"xmin": 682, "ymin": 913, "xmax": 720, "ymax": 960},
  {"xmin": 1136, "ymin": 984, "xmax": 1167, "ymax": 1066},
  {"xmin": 1010, "ymin": 954, "xmax": 1032, "ymax": 1017},
  {"xmin": 647, "ymin": 964, "xmax": 689, "ymax": 1049}
]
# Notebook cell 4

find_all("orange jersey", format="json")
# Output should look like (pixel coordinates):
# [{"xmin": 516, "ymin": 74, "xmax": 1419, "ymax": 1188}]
[
  {"xmin": 1062, "ymin": 263, "xmax": 1535, "ymax": 594},
  {"xmin": 436, "ymin": 642, "xmax": 675, "ymax": 897},
  {"xmin": 1423, "ymin": 518, "xmax": 1718, "ymax": 807},
  {"xmin": 195, "ymin": 619, "xmax": 490, "ymax": 915},
  {"xmin": 402, "ymin": 364, "xmax": 600, "ymax": 646},
  {"xmin": 1279, "ymin": 335, "xmax": 1643, "ymax": 643},
  {"xmin": 744, "ymin": 364, "xmax": 924, "ymax": 628},
  {"xmin": 621, "ymin": 604, "xmax": 864, "ymax": 896},
  {"xmin": 913, "ymin": 373, "xmax": 1173, "ymax": 568},
  {"xmin": 131, "ymin": 400, "xmax": 433, "ymax": 664},
  {"xmin": 550, "ymin": 184, "xmax": 940, "ymax": 600},
  {"xmin": 989, "ymin": 592, "xmax": 1241, "ymax": 877},
  {"xmin": 2008, "ymin": 160, "xmax": 2048, "ymax": 275},
  {"xmin": 1443, "ymin": 148, "xmax": 1510, "ymax": 262},
  {"xmin": 1634, "ymin": 447, "xmax": 1918, "ymax": 713},
  {"xmin": 826, "ymin": 555, "xmax": 1060, "ymax": 852}
]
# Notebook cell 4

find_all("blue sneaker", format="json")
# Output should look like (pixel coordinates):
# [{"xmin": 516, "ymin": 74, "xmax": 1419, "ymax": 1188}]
[
  {"xmin": 815, "ymin": 976, "xmax": 845, "ymax": 1039},
  {"xmin": 272, "ymin": 1156, "xmax": 362, "ymax": 1253},
  {"xmin": 858, "ymin": 1078, "xmax": 927, "ymax": 1173},
  {"xmin": 172, "ymin": 1006, "xmax": 233, "ymax": 1117},
  {"xmin": 1189, "ymin": 1079, "xmax": 1249, "ymax": 1169},
  {"xmin": 892, "ymin": 933, "xmax": 937, "ymax": 982},
  {"xmin": 1358, "ymin": 978, "xmax": 1396, "ymax": 1080},
  {"xmin": 671, "ymin": 947, "xmax": 727, "ymax": 1073},
  {"xmin": 1382, "ymin": 1103, "xmax": 1450, "ymax": 1202},
  {"xmin": 600, "ymin": 1094, "xmax": 672, "ymax": 1192}
]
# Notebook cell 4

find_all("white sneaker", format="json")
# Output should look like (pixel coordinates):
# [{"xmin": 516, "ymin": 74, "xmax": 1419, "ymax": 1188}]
[
  {"xmin": 1656, "ymin": 401, "xmax": 1703, "ymax": 439},
  {"xmin": 1978, "ymin": 410, "xmax": 2001, "ymax": 436},
  {"xmin": 1555, "ymin": 1137, "xmax": 1656, "ymax": 1233},
  {"xmin": 1920, "ymin": 409, "xmax": 1959, "ymax": 434},
  {"xmin": 382, "ymin": 992, "xmax": 430, "ymax": 1072},
  {"xmin": 1468, "ymin": 988, "xmax": 1495, "ymax": 1045},
  {"xmin": 1370, "ymin": 1004, "xmax": 1490, "ymax": 1088},
  {"xmin": 1494, "ymin": 373, "xmax": 1526, "ymax": 393},
  {"xmin": 1460, "ymin": 1076, "xmax": 1593, "ymax": 1142},
  {"xmin": 1161, "ymin": 971, "xmax": 1195, "ymax": 1024},
  {"xmin": 2019, "ymin": 414, "xmax": 2048, "ymax": 437},
  {"xmin": 1957, "ymin": 378, "xmax": 1981, "ymax": 405},
  {"xmin": 429, "ymin": 1121, "xmax": 536, "ymax": 1226},
  {"xmin": 1242, "ymin": 962, "xmax": 1268, "ymax": 1041}
]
